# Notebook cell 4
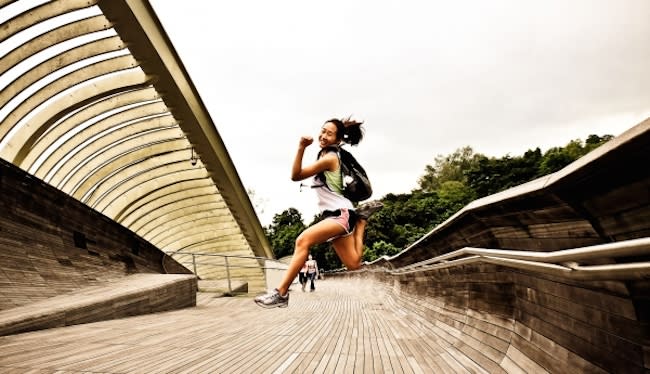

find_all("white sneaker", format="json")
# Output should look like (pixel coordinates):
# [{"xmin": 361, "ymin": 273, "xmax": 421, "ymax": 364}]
[{"xmin": 254, "ymin": 289, "xmax": 289, "ymax": 308}]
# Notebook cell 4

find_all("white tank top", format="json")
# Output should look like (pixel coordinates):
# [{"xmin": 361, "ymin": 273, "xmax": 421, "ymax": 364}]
[{"xmin": 314, "ymin": 164, "xmax": 353, "ymax": 212}]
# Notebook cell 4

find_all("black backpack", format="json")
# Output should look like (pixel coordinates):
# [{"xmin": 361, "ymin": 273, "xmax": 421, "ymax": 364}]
[{"xmin": 316, "ymin": 147, "xmax": 373, "ymax": 202}]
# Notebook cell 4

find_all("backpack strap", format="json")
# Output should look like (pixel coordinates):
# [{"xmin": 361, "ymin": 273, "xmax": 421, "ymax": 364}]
[
  {"xmin": 335, "ymin": 149, "xmax": 345, "ymax": 189},
  {"xmin": 315, "ymin": 146, "xmax": 341, "ymax": 190}
]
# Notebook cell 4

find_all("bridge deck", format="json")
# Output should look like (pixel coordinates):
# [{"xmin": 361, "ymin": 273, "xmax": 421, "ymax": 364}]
[{"xmin": 0, "ymin": 278, "xmax": 483, "ymax": 374}]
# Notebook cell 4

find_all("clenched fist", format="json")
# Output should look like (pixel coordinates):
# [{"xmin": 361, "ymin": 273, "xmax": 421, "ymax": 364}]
[{"xmin": 299, "ymin": 136, "xmax": 313, "ymax": 148}]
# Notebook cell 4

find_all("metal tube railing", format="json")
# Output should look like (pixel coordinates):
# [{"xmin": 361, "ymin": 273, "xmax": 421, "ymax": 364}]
[
  {"xmin": 224, "ymin": 256, "xmax": 231, "ymax": 293},
  {"xmin": 400, "ymin": 237, "xmax": 650, "ymax": 270},
  {"xmin": 384, "ymin": 237, "xmax": 650, "ymax": 280},
  {"xmin": 168, "ymin": 251, "xmax": 290, "ymax": 292}
]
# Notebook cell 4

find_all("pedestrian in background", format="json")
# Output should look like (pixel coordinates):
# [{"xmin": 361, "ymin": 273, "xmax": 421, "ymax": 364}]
[
  {"xmin": 306, "ymin": 254, "xmax": 319, "ymax": 292},
  {"xmin": 299, "ymin": 261, "xmax": 308, "ymax": 291}
]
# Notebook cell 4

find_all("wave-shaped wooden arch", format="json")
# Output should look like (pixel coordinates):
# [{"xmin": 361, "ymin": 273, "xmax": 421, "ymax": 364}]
[{"xmin": 0, "ymin": 0, "xmax": 273, "ymax": 283}]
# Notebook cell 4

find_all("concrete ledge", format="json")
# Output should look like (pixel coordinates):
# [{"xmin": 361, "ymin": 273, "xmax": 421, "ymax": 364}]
[
  {"xmin": 0, "ymin": 273, "xmax": 197, "ymax": 336},
  {"xmin": 198, "ymin": 279, "xmax": 248, "ymax": 295}
]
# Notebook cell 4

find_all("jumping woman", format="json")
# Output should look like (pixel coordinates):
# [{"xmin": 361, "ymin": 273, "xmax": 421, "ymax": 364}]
[{"xmin": 255, "ymin": 117, "xmax": 383, "ymax": 308}]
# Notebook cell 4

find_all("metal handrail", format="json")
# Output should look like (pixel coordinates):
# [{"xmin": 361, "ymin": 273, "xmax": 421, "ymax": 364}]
[
  {"xmin": 384, "ymin": 237, "xmax": 650, "ymax": 280},
  {"xmin": 169, "ymin": 251, "xmax": 288, "ymax": 293},
  {"xmin": 171, "ymin": 251, "xmax": 288, "ymax": 270},
  {"xmin": 173, "ymin": 251, "xmax": 273, "ymax": 261}
]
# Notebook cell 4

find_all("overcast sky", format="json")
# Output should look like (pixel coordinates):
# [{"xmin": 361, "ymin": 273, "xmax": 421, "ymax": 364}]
[{"xmin": 149, "ymin": 0, "xmax": 650, "ymax": 226}]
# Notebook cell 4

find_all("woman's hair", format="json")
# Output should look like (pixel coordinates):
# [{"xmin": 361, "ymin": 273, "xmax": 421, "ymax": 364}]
[{"xmin": 325, "ymin": 117, "xmax": 365, "ymax": 146}]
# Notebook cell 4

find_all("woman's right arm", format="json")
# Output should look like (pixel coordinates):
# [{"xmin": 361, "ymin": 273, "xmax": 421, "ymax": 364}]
[{"xmin": 291, "ymin": 136, "xmax": 335, "ymax": 181}]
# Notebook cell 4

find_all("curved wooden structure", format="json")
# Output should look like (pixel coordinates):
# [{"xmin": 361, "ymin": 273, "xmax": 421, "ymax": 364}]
[
  {"xmin": 2, "ymin": 0, "xmax": 649, "ymax": 372},
  {"xmin": 0, "ymin": 0, "xmax": 272, "ymax": 287},
  {"xmin": 348, "ymin": 118, "xmax": 650, "ymax": 373}
]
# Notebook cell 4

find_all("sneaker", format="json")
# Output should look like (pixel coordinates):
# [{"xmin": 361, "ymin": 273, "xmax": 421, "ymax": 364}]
[
  {"xmin": 254, "ymin": 291, "xmax": 268, "ymax": 302},
  {"xmin": 301, "ymin": 283, "xmax": 306, "ymax": 292},
  {"xmin": 355, "ymin": 201, "xmax": 384, "ymax": 220},
  {"xmin": 254, "ymin": 288, "xmax": 289, "ymax": 308}
]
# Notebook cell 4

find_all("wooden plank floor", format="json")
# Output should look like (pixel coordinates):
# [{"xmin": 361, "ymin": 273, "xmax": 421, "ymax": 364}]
[{"xmin": 0, "ymin": 278, "xmax": 482, "ymax": 373}]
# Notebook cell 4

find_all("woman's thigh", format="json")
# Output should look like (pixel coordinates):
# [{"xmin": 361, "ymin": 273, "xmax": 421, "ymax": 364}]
[
  {"xmin": 331, "ymin": 235, "xmax": 360, "ymax": 270},
  {"xmin": 297, "ymin": 218, "xmax": 347, "ymax": 247}
]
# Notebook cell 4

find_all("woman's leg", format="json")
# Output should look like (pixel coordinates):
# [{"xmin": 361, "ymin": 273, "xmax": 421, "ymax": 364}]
[
  {"xmin": 331, "ymin": 216, "xmax": 371, "ymax": 270},
  {"xmin": 350, "ymin": 201, "xmax": 383, "ymax": 260},
  {"xmin": 276, "ymin": 219, "xmax": 345, "ymax": 295},
  {"xmin": 353, "ymin": 219, "xmax": 367, "ymax": 259}
]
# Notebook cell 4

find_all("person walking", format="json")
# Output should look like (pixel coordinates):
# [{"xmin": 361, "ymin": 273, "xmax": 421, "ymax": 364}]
[
  {"xmin": 299, "ymin": 261, "xmax": 308, "ymax": 292},
  {"xmin": 255, "ymin": 117, "xmax": 383, "ymax": 308},
  {"xmin": 305, "ymin": 254, "xmax": 319, "ymax": 292}
]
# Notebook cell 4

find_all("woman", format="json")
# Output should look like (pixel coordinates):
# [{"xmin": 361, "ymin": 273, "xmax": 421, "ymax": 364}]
[
  {"xmin": 255, "ymin": 117, "xmax": 383, "ymax": 308},
  {"xmin": 299, "ymin": 261, "xmax": 308, "ymax": 291},
  {"xmin": 305, "ymin": 254, "xmax": 319, "ymax": 292}
]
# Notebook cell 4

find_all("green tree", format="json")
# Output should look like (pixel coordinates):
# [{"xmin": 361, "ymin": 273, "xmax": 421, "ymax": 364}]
[
  {"xmin": 538, "ymin": 146, "xmax": 575, "ymax": 175},
  {"xmin": 264, "ymin": 208, "xmax": 305, "ymax": 259},
  {"xmin": 418, "ymin": 146, "xmax": 480, "ymax": 192},
  {"xmin": 368, "ymin": 240, "xmax": 400, "ymax": 261},
  {"xmin": 364, "ymin": 192, "xmax": 443, "ymax": 253},
  {"xmin": 539, "ymin": 135, "xmax": 613, "ymax": 175},
  {"xmin": 586, "ymin": 134, "xmax": 614, "ymax": 150},
  {"xmin": 466, "ymin": 148, "xmax": 542, "ymax": 198},
  {"xmin": 438, "ymin": 180, "xmax": 476, "ymax": 215}
]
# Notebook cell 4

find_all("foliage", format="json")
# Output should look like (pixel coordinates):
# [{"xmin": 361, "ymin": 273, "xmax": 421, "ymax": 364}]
[
  {"xmin": 263, "ymin": 208, "xmax": 305, "ymax": 259},
  {"xmin": 417, "ymin": 146, "xmax": 479, "ymax": 191},
  {"xmin": 463, "ymin": 135, "xmax": 613, "ymax": 198},
  {"xmin": 465, "ymin": 148, "xmax": 543, "ymax": 198},
  {"xmin": 366, "ymin": 240, "xmax": 401, "ymax": 260}
]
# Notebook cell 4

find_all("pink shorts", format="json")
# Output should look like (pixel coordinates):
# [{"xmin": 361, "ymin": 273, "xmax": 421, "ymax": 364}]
[{"xmin": 322, "ymin": 208, "xmax": 357, "ymax": 241}]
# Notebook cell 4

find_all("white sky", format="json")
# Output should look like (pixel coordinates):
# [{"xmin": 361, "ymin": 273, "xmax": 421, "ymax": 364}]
[{"xmin": 149, "ymin": 0, "xmax": 650, "ymax": 226}]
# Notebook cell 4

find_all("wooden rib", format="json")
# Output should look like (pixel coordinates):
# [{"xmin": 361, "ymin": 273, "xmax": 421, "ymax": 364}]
[{"xmin": 0, "ymin": 0, "xmax": 98, "ymax": 43}]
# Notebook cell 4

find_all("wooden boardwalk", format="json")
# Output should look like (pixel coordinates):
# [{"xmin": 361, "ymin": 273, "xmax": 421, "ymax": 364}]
[{"xmin": 0, "ymin": 278, "xmax": 476, "ymax": 374}]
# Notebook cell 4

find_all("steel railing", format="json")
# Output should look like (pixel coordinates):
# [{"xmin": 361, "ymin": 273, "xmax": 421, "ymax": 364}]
[
  {"xmin": 169, "ymin": 252, "xmax": 289, "ymax": 293},
  {"xmin": 373, "ymin": 237, "xmax": 650, "ymax": 280}
]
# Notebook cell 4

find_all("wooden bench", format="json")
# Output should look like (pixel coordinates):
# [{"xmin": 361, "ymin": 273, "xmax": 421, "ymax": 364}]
[{"xmin": 0, "ymin": 273, "xmax": 197, "ymax": 336}]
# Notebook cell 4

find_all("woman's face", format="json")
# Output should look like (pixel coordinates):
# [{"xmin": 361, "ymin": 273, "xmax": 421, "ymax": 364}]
[{"xmin": 318, "ymin": 122, "xmax": 339, "ymax": 148}]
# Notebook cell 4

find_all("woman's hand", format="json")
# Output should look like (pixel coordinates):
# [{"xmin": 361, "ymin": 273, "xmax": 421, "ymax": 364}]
[
  {"xmin": 292, "ymin": 136, "xmax": 313, "ymax": 180},
  {"xmin": 292, "ymin": 136, "xmax": 334, "ymax": 181},
  {"xmin": 299, "ymin": 136, "xmax": 313, "ymax": 148}
]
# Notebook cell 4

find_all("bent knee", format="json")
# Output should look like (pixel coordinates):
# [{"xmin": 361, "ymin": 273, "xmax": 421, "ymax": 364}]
[{"xmin": 295, "ymin": 234, "xmax": 311, "ymax": 251}]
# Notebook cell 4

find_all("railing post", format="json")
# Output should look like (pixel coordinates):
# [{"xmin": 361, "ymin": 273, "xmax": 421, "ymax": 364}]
[
  {"xmin": 192, "ymin": 254, "xmax": 197, "ymax": 275},
  {"xmin": 225, "ymin": 256, "xmax": 232, "ymax": 293}
]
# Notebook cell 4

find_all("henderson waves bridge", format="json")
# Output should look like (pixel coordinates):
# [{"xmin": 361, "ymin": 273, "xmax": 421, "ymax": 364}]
[{"xmin": 0, "ymin": 1, "xmax": 648, "ymax": 373}]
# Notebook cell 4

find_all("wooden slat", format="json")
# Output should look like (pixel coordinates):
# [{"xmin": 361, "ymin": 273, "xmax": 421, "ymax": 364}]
[{"xmin": 0, "ymin": 278, "xmax": 527, "ymax": 373}]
